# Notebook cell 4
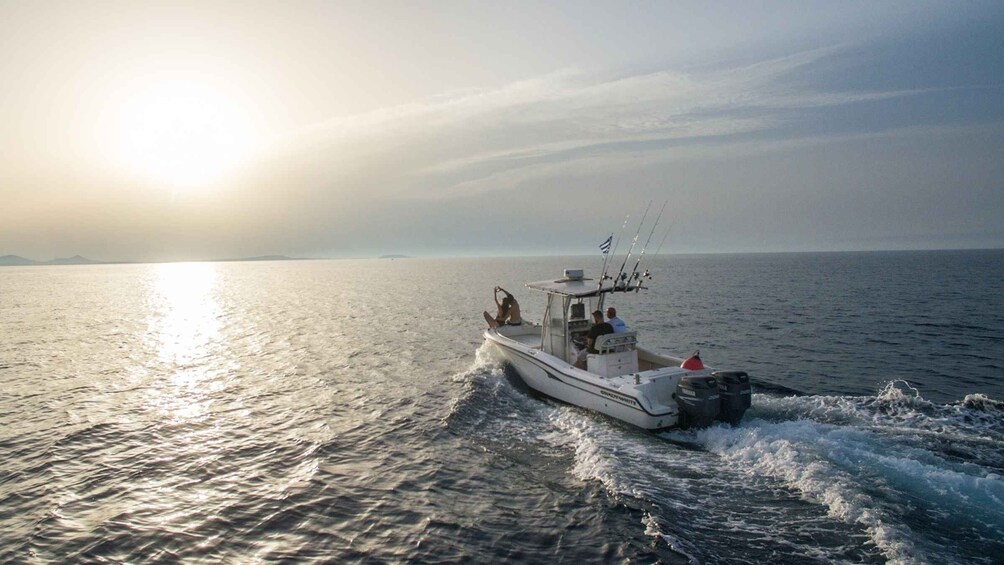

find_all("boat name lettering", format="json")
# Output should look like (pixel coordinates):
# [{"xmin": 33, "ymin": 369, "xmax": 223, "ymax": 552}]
[{"xmin": 599, "ymin": 389, "xmax": 635, "ymax": 405}]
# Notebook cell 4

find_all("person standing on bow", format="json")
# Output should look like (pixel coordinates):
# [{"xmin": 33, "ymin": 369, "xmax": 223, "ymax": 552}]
[{"xmin": 606, "ymin": 307, "xmax": 627, "ymax": 333}]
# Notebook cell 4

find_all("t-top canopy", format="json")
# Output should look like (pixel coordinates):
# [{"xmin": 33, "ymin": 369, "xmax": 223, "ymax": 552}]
[{"xmin": 526, "ymin": 270, "xmax": 612, "ymax": 297}]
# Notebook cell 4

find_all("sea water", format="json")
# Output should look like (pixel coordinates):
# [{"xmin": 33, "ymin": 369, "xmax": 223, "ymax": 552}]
[{"xmin": 1, "ymin": 250, "xmax": 1001, "ymax": 563}]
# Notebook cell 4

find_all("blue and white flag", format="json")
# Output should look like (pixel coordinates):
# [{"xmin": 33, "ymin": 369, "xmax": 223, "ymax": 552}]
[{"xmin": 599, "ymin": 235, "xmax": 613, "ymax": 254}]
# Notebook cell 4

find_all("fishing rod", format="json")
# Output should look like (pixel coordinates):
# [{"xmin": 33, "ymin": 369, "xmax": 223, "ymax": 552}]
[
  {"xmin": 652, "ymin": 214, "xmax": 676, "ymax": 258},
  {"xmin": 598, "ymin": 214, "xmax": 630, "ymax": 289},
  {"xmin": 613, "ymin": 200, "xmax": 652, "ymax": 290},
  {"xmin": 626, "ymin": 200, "xmax": 667, "ymax": 289},
  {"xmin": 634, "ymin": 215, "xmax": 677, "ymax": 291}
]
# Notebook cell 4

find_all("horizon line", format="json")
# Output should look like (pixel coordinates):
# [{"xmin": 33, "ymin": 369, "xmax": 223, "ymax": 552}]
[{"xmin": 3, "ymin": 245, "xmax": 1003, "ymax": 266}]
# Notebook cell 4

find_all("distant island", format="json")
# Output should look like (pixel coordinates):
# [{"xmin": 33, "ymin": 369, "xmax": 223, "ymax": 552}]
[
  {"xmin": 215, "ymin": 255, "xmax": 303, "ymax": 263},
  {"xmin": 0, "ymin": 254, "xmax": 306, "ymax": 267},
  {"xmin": 379, "ymin": 254, "xmax": 411, "ymax": 259},
  {"xmin": 0, "ymin": 254, "xmax": 104, "ymax": 266}
]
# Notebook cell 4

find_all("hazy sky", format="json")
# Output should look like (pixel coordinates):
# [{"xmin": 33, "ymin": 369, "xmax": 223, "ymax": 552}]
[{"xmin": 1, "ymin": 0, "xmax": 1002, "ymax": 261}]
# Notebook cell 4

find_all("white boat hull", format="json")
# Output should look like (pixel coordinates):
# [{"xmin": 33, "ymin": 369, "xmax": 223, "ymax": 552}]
[
  {"xmin": 484, "ymin": 327, "xmax": 702, "ymax": 430},
  {"xmin": 479, "ymin": 268, "xmax": 751, "ymax": 429}
]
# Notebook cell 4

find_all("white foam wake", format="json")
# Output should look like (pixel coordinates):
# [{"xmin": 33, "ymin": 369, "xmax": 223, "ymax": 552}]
[
  {"xmin": 452, "ymin": 351, "xmax": 1004, "ymax": 563},
  {"xmin": 691, "ymin": 387, "xmax": 1004, "ymax": 564},
  {"xmin": 695, "ymin": 417, "xmax": 927, "ymax": 564}
]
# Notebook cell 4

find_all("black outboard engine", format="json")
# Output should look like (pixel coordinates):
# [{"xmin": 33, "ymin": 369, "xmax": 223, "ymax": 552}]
[
  {"xmin": 675, "ymin": 376, "xmax": 720, "ymax": 429},
  {"xmin": 714, "ymin": 371, "xmax": 752, "ymax": 426}
]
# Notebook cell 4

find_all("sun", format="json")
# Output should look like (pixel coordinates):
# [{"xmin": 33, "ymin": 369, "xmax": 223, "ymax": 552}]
[{"xmin": 115, "ymin": 80, "xmax": 257, "ymax": 190}]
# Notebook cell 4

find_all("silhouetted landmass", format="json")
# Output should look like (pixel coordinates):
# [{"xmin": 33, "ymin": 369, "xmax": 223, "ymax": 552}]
[
  {"xmin": 215, "ymin": 255, "xmax": 304, "ymax": 262},
  {"xmin": 46, "ymin": 255, "xmax": 102, "ymax": 265},
  {"xmin": 0, "ymin": 255, "xmax": 35, "ymax": 266},
  {"xmin": 0, "ymin": 254, "xmax": 102, "ymax": 266},
  {"xmin": 0, "ymin": 254, "xmax": 307, "ymax": 266},
  {"xmin": 379, "ymin": 254, "xmax": 411, "ymax": 259}
]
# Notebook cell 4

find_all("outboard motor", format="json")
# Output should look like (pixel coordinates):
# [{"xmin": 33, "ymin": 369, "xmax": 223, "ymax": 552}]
[
  {"xmin": 714, "ymin": 371, "xmax": 752, "ymax": 426},
  {"xmin": 675, "ymin": 375, "xmax": 720, "ymax": 429}
]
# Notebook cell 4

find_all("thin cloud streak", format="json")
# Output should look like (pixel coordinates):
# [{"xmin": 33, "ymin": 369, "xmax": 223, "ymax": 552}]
[
  {"xmin": 188, "ymin": 36, "xmax": 1002, "ymax": 258},
  {"xmin": 3, "ymin": 8, "xmax": 1001, "ymax": 261},
  {"xmin": 261, "ymin": 46, "xmax": 936, "ymax": 203}
]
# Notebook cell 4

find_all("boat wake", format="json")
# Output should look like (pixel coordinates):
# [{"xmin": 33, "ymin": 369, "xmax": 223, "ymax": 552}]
[
  {"xmin": 705, "ymin": 382, "xmax": 1001, "ymax": 558},
  {"xmin": 450, "ymin": 349, "xmax": 1004, "ymax": 564},
  {"xmin": 664, "ymin": 384, "xmax": 1004, "ymax": 564}
]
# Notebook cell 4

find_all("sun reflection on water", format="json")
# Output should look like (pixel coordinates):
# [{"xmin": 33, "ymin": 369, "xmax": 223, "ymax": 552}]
[
  {"xmin": 145, "ymin": 262, "xmax": 225, "ymax": 421},
  {"xmin": 148, "ymin": 262, "xmax": 221, "ymax": 366}
]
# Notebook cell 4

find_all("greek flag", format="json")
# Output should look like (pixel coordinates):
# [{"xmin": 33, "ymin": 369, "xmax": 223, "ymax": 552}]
[{"xmin": 599, "ymin": 235, "xmax": 613, "ymax": 254}]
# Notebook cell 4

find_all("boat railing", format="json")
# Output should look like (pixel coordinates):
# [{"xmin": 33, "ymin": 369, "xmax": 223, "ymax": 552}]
[{"xmin": 594, "ymin": 331, "xmax": 638, "ymax": 354}]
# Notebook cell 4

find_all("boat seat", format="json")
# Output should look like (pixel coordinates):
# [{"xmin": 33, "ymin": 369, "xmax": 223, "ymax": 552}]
[{"xmin": 593, "ymin": 331, "xmax": 637, "ymax": 354}]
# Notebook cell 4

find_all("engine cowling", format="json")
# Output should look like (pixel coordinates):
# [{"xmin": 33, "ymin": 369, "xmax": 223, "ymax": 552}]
[
  {"xmin": 714, "ymin": 371, "xmax": 751, "ymax": 426},
  {"xmin": 675, "ymin": 375, "xmax": 720, "ymax": 428}
]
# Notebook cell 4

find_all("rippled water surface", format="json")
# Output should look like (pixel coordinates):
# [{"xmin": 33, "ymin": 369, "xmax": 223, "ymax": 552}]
[{"xmin": 1, "ymin": 251, "xmax": 1002, "ymax": 564}]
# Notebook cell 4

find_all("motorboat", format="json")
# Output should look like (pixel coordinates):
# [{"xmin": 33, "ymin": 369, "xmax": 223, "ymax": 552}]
[{"xmin": 483, "ymin": 269, "xmax": 752, "ymax": 430}]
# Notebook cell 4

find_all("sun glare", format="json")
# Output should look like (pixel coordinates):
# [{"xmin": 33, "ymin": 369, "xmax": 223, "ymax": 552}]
[
  {"xmin": 147, "ymin": 261, "xmax": 221, "ymax": 366},
  {"xmin": 116, "ymin": 80, "xmax": 256, "ymax": 190},
  {"xmin": 144, "ymin": 262, "xmax": 224, "ymax": 424}
]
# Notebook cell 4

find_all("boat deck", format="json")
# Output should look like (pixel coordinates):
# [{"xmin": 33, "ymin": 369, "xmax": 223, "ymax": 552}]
[
  {"xmin": 509, "ymin": 333, "xmax": 540, "ymax": 347},
  {"xmin": 494, "ymin": 326, "xmax": 685, "ymax": 376}
]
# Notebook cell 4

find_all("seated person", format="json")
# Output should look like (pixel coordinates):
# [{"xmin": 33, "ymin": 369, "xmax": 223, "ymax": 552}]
[
  {"xmin": 606, "ymin": 307, "xmax": 627, "ymax": 333},
  {"xmin": 494, "ymin": 286, "xmax": 522, "ymax": 325},
  {"xmin": 586, "ymin": 310, "xmax": 614, "ymax": 353}
]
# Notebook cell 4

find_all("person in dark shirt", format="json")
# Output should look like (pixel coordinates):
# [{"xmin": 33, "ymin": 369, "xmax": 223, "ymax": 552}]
[{"xmin": 586, "ymin": 310, "xmax": 614, "ymax": 353}]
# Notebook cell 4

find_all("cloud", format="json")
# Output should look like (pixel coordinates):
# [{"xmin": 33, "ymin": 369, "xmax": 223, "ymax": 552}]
[
  {"xmin": 148, "ymin": 39, "xmax": 991, "ymax": 259},
  {"xmin": 249, "ymin": 46, "xmax": 931, "ymax": 206},
  {"xmin": 5, "ymin": 36, "xmax": 1001, "ymax": 261}
]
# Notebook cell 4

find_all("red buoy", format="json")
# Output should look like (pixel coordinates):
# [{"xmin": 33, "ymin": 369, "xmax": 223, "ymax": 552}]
[{"xmin": 681, "ymin": 352, "xmax": 704, "ymax": 371}]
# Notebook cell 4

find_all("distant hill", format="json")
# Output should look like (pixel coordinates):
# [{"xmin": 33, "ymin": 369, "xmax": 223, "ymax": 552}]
[
  {"xmin": 45, "ymin": 255, "xmax": 102, "ymax": 265},
  {"xmin": 0, "ymin": 254, "xmax": 102, "ymax": 266},
  {"xmin": 379, "ymin": 254, "xmax": 411, "ymax": 259},
  {"xmin": 216, "ymin": 255, "xmax": 303, "ymax": 262},
  {"xmin": 0, "ymin": 255, "xmax": 35, "ymax": 266},
  {"xmin": 0, "ymin": 254, "xmax": 308, "ymax": 267}
]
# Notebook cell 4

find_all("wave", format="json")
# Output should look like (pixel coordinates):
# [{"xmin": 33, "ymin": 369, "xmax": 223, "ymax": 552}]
[
  {"xmin": 689, "ymin": 384, "xmax": 1004, "ymax": 564},
  {"xmin": 757, "ymin": 381, "xmax": 1004, "ymax": 471},
  {"xmin": 449, "ymin": 351, "xmax": 1003, "ymax": 561},
  {"xmin": 452, "ymin": 354, "xmax": 1004, "ymax": 564}
]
